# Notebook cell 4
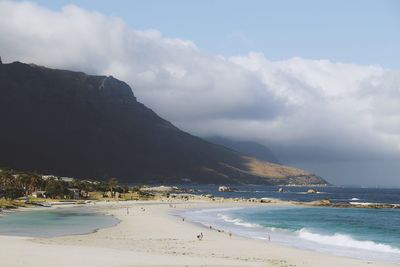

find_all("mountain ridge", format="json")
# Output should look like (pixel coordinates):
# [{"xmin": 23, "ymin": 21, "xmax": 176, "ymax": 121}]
[{"xmin": 0, "ymin": 60, "xmax": 328, "ymax": 185}]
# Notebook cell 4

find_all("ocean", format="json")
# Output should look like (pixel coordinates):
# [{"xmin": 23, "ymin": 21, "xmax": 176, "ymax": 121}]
[
  {"xmin": 0, "ymin": 206, "xmax": 119, "ymax": 237},
  {"xmin": 184, "ymin": 185, "xmax": 400, "ymax": 204},
  {"xmin": 182, "ymin": 186, "xmax": 400, "ymax": 263}
]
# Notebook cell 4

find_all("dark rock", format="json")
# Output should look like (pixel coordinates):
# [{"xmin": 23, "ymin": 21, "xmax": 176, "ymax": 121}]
[{"xmin": 307, "ymin": 188, "xmax": 318, "ymax": 194}]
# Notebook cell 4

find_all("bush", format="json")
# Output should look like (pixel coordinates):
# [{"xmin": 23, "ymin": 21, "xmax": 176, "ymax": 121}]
[
  {"xmin": 45, "ymin": 178, "xmax": 69, "ymax": 198},
  {"xmin": 4, "ymin": 188, "xmax": 24, "ymax": 200}
]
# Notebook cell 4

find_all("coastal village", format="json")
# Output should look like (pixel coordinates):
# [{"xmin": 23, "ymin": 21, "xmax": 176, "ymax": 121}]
[
  {"xmin": 1, "ymin": 168, "xmax": 398, "ymax": 211},
  {"xmin": 0, "ymin": 168, "xmax": 140, "ymax": 209}
]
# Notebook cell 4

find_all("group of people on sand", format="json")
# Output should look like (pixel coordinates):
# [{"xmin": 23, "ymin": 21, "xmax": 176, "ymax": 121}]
[
  {"xmin": 195, "ymin": 229, "xmax": 232, "ymax": 240},
  {"xmin": 199, "ymin": 224, "xmax": 272, "ymax": 242},
  {"xmin": 180, "ymin": 214, "xmax": 272, "ymax": 243},
  {"xmin": 195, "ymin": 224, "xmax": 233, "ymax": 240}
]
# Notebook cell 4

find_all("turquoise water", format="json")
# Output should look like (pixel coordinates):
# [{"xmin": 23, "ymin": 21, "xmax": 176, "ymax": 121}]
[
  {"xmin": 0, "ymin": 207, "xmax": 119, "ymax": 237},
  {"xmin": 184, "ymin": 206, "xmax": 400, "ymax": 263},
  {"xmin": 234, "ymin": 206, "xmax": 400, "ymax": 249}
]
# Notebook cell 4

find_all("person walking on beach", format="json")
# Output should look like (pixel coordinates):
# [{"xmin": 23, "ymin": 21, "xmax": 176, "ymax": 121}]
[
  {"xmin": 126, "ymin": 207, "xmax": 129, "ymax": 215},
  {"xmin": 268, "ymin": 234, "xmax": 271, "ymax": 241},
  {"xmin": 229, "ymin": 231, "xmax": 232, "ymax": 239}
]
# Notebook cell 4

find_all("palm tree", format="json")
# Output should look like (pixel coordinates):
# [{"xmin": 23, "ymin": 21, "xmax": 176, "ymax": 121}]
[
  {"xmin": 28, "ymin": 174, "xmax": 43, "ymax": 194},
  {"xmin": 108, "ymin": 177, "xmax": 118, "ymax": 198},
  {"xmin": 18, "ymin": 173, "xmax": 31, "ymax": 195},
  {"xmin": 0, "ymin": 170, "xmax": 13, "ymax": 189}
]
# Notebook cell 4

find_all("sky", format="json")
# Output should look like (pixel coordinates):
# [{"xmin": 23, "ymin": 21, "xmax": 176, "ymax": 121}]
[
  {"xmin": 1, "ymin": 0, "xmax": 400, "ymax": 186},
  {"xmin": 18, "ymin": 0, "xmax": 400, "ymax": 68}
]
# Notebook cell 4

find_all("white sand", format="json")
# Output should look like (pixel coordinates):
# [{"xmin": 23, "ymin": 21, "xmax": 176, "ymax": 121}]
[{"xmin": 0, "ymin": 200, "xmax": 397, "ymax": 267}]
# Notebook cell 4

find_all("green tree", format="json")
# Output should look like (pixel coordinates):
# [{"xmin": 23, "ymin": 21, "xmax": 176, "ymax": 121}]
[
  {"xmin": 4, "ymin": 188, "xmax": 24, "ymax": 200},
  {"xmin": 28, "ymin": 174, "xmax": 43, "ymax": 194},
  {"xmin": 45, "ymin": 178, "xmax": 68, "ymax": 198},
  {"xmin": 0, "ymin": 170, "xmax": 24, "ymax": 199}
]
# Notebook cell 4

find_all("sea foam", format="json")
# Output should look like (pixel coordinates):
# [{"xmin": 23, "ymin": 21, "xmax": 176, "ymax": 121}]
[
  {"xmin": 217, "ymin": 213, "xmax": 260, "ymax": 228},
  {"xmin": 297, "ymin": 228, "xmax": 400, "ymax": 254}
]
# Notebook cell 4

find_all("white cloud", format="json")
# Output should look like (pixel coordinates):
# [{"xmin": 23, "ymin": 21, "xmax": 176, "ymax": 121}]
[{"xmin": 1, "ymin": 0, "xmax": 400, "ymax": 166}]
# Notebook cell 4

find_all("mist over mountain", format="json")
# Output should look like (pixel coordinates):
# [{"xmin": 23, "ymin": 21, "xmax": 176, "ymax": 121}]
[
  {"xmin": 206, "ymin": 137, "xmax": 280, "ymax": 164},
  {"xmin": 0, "ymin": 60, "xmax": 327, "ymax": 185}
]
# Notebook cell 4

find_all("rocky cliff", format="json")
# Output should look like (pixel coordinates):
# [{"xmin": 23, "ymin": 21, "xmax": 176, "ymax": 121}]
[{"xmin": 0, "ymin": 61, "xmax": 328, "ymax": 185}]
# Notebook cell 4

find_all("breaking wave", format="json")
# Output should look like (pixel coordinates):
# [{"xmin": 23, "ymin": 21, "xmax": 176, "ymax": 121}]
[
  {"xmin": 297, "ymin": 229, "xmax": 400, "ymax": 254},
  {"xmin": 217, "ymin": 213, "xmax": 260, "ymax": 228}
]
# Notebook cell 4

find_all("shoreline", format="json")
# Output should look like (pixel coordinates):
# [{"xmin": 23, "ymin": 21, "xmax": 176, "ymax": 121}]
[
  {"xmin": 179, "ymin": 203, "xmax": 400, "ymax": 264},
  {"xmin": 0, "ymin": 200, "xmax": 398, "ymax": 267}
]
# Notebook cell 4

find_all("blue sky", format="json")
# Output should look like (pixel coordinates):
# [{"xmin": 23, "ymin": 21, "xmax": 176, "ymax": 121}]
[{"xmin": 24, "ymin": 0, "xmax": 400, "ymax": 68}]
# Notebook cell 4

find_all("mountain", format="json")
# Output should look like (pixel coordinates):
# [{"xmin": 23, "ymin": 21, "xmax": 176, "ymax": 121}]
[
  {"xmin": 206, "ymin": 137, "xmax": 280, "ymax": 164},
  {"xmin": 0, "ymin": 60, "xmax": 328, "ymax": 185}
]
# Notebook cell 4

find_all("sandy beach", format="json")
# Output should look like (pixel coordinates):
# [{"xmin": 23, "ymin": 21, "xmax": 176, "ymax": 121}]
[{"xmin": 0, "ymin": 200, "xmax": 397, "ymax": 267}]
